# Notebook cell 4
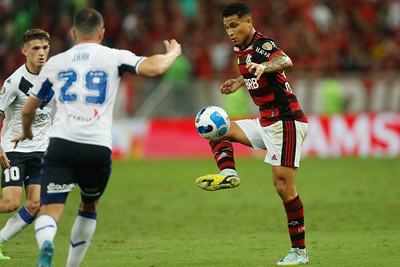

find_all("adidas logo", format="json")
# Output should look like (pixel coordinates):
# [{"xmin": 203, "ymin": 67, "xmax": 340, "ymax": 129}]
[{"xmin": 271, "ymin": 154, "xmax": 277, "ymax": 160}]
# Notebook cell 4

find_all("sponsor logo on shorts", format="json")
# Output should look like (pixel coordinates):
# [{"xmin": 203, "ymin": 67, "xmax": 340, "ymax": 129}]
[{"xmin": 47, "ymin": 182, "xmax": 75, "ymax": 193}]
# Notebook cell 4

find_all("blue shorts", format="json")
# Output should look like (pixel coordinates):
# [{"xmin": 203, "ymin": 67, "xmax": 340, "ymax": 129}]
[
  {"xmin": 1, "ymin": 152, "xmax": 43, "ymax": 188},
  {"xmin": 40, "ymin": 138, "xmax": 112, "ymax": 205}
]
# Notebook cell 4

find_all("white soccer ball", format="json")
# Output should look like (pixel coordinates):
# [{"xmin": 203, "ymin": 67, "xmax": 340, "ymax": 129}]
[{"xmin": 195, "ymin": 106, "xmax": 230, "ymax": 140}]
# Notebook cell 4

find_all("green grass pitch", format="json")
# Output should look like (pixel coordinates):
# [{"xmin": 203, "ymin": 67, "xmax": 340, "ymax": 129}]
[{"xmin": 1, "ymin": 157, "xmax": 399, "ymax": 266}]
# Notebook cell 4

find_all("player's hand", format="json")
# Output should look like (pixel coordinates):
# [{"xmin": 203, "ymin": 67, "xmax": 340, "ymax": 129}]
[
  {"xmin": 220, "ymin": 79, "xmax": 240, "ymax": 95},
  {"xmin": 0, "ymin": 152, "xmax": 10, "ymax": 169},
  {"xmin": 246, "ymin": 62, "xmax": 266, "ymax": 80},
  {"xmin": 11, "ymin": 130, "xmax": 33, "ymax": 149},
  {"xmin": 164, "ymin": 39, "xmax": 182, "ymax": 58}
]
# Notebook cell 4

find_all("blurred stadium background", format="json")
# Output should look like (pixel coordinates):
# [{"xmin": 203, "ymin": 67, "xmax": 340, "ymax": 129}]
[{"xmin": 1, "ymin": 0, "xmax": 399, "ymax": 159}]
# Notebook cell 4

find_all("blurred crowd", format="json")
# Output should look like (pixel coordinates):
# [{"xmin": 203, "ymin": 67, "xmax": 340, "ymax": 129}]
[{"xmin": 1, "ymin": 0, "xmax": 400, "ymax": 83}]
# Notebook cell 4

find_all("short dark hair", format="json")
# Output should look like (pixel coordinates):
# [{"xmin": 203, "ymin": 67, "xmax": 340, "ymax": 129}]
[
  {"xmin": 23, "ymin": 29, "xmax": 50, "ymax": 44},
  {"xmin": 73, "ymin": 8, "xmax": 104, "ymax": 36},
  {"xmin": 222, "ymin": 2, "xmax": 252, "ymax": 18}
]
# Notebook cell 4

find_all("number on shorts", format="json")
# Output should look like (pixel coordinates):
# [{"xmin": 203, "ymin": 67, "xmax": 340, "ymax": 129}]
[{"xmin": 4, "ymin": 166, "xmax": 20, "ymax": 183}]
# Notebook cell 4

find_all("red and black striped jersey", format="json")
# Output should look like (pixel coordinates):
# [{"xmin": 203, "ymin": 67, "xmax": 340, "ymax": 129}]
[{"xmin": 234, "ymin": 31, "xmax": 307, "ymax": 126}]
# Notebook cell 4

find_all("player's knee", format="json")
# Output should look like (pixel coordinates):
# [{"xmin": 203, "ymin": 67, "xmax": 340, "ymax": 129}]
[
  {"xmin": 25, "ymin": 199, "xmax": 41, "ymax": 215},
  {"xmin": 273, "ymin": 180, "xmax": 297, "ymax": 201},
  {"xmin": 79, "ymin": 200, "xmax": 98, "ymax": 213},
  {"xmin": 273, "ymin": 180, "xmax": 287, "ymax": 196},
  {"xmin": 0, "ymin": 199, "xmax": 20, "ymax": 212}
]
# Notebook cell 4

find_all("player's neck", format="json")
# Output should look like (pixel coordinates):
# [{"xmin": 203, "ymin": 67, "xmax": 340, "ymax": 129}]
[
  {"xmin": 240, "ymin": 28, "xmax": 256, "ymax": 49},
  {"xmin": 76, "ymin": 38, "xmax": 102, "ymax": 45},
  {"xmin": 25, "ymin": 62, "xmax": 41, "ymax": 75}
]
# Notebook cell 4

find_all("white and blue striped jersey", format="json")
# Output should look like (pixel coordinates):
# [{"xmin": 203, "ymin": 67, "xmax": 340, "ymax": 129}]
[
  {"xmin": 0, "ymin": 65, "xmax": 53, "ymax": 152},
  {"xmin": 30, "ymin": 43, "xmax": 146, "ymax": 149}
]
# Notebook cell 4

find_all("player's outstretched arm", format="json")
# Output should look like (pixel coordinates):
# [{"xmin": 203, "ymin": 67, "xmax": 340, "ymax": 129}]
[
  {"xmin": 11, "ymin": 96, "xmax": 43, "ymax": 148},
  {"xmin": 220, "ymin": 75, "xmax": 245, "ymax": 95},
  {"xmin": 138, "ymin": 39, "xmax": 182, "ymax": 77}
]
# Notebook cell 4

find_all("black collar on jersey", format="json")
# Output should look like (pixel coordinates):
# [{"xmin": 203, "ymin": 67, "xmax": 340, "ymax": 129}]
[{"xmin": 238, "ymin": 30, "xmax": 259, "ymax": 51}]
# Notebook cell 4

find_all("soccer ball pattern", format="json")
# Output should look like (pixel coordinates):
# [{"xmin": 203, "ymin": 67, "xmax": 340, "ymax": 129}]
[{"xmin": 195, "ymin": 106, "xmax": 230, "ymax": 140}]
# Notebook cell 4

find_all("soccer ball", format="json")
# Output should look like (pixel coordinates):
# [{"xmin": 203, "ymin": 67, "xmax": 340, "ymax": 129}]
[{"xmin": 195, "ymin": 106, "xmax": 230, "ymax": 140}]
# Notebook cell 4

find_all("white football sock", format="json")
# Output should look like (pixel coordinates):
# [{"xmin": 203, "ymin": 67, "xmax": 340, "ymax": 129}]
[
  {"xmin": 0, "ymin": 206, "xmax": 36, "ymax": 243},
  {"xmin": 66, "ymin": 214, "xmax": 97, "ymax": 267},
  {"xmin": 34, "ymin": 215, "xmax": 57, "ymax": 249},
  {"xmin": 221, "ymin": 168, "xmax": 238, "ymax": 176}
]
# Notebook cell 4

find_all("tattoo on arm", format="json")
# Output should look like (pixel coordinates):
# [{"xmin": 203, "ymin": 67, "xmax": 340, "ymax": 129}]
[{"xmin": 262, "ymin": 52, "xmax": 293, "ymax": 73}]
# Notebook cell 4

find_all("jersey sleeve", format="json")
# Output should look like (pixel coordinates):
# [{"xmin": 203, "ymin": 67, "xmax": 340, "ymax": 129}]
[
  {"xmin": 30, "ymin": 62, "xmax": 54, "ymax": 102},
  {"xmin": 31, "ymin": 78, "xmax": 54, "ymax": 110},
  {"xmin": 0, "ymin": 77, "xmax": 17, "ymax": 113},
  {"xmin": 116, "ymin": 50, "xmax": 146, "ymax": 76},
  {"xmin": 252, "ymin": 38, "xmax": 283, "ymax": 63}
]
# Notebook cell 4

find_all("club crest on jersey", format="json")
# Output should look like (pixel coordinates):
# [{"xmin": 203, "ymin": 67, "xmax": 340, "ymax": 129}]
[
  {"xmin": 238, "ymin": 54, "xmax": 253, "ymax": 65},
  {"xmin": 246, "ymin": 54, "xmax": 252, "ymax": 64},
  {"xmin": 237, "ymin": 54, "xmax": 252, "ymax": 65},
  {"xmin": 262, "ymin": 42, "xmax": 273, "ymax": 50}
]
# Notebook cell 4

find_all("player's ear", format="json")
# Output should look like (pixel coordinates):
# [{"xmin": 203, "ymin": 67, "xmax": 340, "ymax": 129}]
[
  {"xmin": 99, "ymin": 28, "xmax": 105, "ymax": 40},
  {"xmin": 21, "ymin": 46, "xmax": 27, "ymax": 57},
  {"xmin": 247, "ymin": 17, "xmax": 253, "ymax": 27},
  {"xmin": 71, "ymin": 29, "xmax": 77, "ymax": 40}
]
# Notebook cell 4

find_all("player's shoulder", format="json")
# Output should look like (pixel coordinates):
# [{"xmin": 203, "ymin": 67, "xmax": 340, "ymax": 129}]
[
  {"xmin": 253, "ymin": 36, "xmax": 279, "ymax": 51},
  {"xmin": 46, "ymin": 49, "xmax": 70, "ymax": 64},
  {"xmin": 74, "ymin": 43, "xmax": 126, "ymax": 61},
  {"xmin": 1, "ymin": 65, "xmax": 26, "ymax": 89},
  {"xmin": 252, "ymin": 34, "xmax": 282, "ymax": 60},
  {"xmin": 8, "ymin": 64, "xmax": 26, "ymax": 79}
]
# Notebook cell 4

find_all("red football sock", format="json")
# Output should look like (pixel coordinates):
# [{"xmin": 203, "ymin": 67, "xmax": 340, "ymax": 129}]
[
  {"xmin": 283, "ymin": 195, "xmax": 306, "ymax": 249},
  {"xmin": 209, "ymin": 137, "xmax": 236, "ymax": 171}
]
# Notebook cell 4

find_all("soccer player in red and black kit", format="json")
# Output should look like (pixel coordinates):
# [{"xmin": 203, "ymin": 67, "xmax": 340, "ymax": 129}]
[{"xmin": 195, "ymin": 2, "xmax": 309, "ymax": 265}]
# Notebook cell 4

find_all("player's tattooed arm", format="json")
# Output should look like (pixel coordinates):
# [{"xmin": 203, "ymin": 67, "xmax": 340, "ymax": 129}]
[
  {"xmin": 247, "ymin": 52, "xmax": 293, "ymax": 79},
  {"xmin": 264, "ymin": 52, "xmax": 293, "ymax": 72}
]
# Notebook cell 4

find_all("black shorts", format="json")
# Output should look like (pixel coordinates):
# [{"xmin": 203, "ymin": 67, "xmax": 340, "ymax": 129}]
[
  {"xmin": 1, "ymin": 152, "xmax": 43, "ymax": 188},
  {"xmin": 40, "ymin": 138, "xmax": 112, "ymax": 204}
]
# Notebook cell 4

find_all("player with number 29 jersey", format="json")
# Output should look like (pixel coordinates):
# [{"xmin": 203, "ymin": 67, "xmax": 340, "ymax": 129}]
[
  {"xmin": 31, "ymin": 42, "xmax": 145, "ymax": 149},
  {"xmin": 14, "ymin": 8, "xmax": 182, "ymax": 267}
]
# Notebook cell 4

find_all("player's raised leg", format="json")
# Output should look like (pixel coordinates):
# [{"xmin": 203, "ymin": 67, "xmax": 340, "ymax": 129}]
[{"xmin": 196, "ymin": 121, "xmax": 252, "ymax": 191}]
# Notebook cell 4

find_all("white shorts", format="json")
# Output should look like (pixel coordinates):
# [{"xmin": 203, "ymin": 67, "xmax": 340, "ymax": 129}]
[{"xmin": 235, "ymin": 119, "xmax": 308, "ymax": 167}]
